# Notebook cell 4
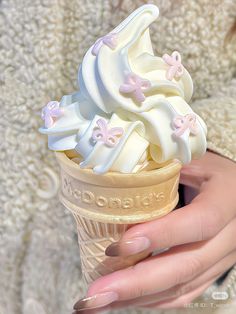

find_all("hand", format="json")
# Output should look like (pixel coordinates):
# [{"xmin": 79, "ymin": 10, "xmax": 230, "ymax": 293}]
[{"xmin": 73, "ymin": 152, "xmax": 236, "ymax": 313}]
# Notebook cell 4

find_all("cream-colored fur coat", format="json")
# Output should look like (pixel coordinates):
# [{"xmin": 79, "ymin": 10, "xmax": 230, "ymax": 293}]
[{"xmin": 0, "ymin": 0, "xmax": 236, "ymax": 313}]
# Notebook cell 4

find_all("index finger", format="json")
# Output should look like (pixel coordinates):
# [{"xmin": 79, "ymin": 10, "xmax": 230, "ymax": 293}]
[
  {"xmin": 84, "ymin": 217, "xmax": 236, "ymax": 305},
  {"xmin": 105, "ymin": 178, "xmax": 235, "ymax": 257}
]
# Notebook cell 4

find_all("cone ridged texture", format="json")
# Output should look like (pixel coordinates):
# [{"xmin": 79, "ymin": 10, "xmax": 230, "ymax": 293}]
[
  {"xmin": 72, "ymin": 214, "xmax": 139, "ymax": 285},
  {"xmin": 56, "ymin": 152, "xmax": 182, "ymax": 285}
]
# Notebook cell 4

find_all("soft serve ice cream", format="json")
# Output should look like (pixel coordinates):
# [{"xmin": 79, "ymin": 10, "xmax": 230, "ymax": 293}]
[{"xmin": 39, "ymin": 5, "xmax": 207, "ymax": 174}]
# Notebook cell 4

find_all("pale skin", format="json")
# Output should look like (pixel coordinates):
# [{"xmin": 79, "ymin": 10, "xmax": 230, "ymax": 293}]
[{"xmin": 73, "ymin": 152, "xmax": 236, "ymax": 313}]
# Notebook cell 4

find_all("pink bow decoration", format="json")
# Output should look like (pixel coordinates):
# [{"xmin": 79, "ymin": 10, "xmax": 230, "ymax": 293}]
[
  {"xmin": 162, "ymin": 51, "xmax": 184, "ymax": 81},
  {"xmin": 173, "ymin": 113, "xmax": 199, "ymax": 137},
  {"xmin": 119, "ymin": 72, "xmax": 151, "ymax": 103},
  {"xmin": 41, "ymin": 101, "xmax": 64, "ymax": 128},
  {"xmin": 92, "ymin": 33, "xmax": 118, "ymax": 56},
  {"xmin": 92, "ymin": 119, "xmax": 124, "ymax": 147}
]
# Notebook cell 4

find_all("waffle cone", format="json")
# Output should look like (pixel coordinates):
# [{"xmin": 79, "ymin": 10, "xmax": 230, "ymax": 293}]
[{"xmin": 56, "ymin": 151, "xmax": 181, "ymax": 286}]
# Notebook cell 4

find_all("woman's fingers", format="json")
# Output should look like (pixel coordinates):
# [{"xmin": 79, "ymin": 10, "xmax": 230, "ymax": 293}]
[
  {"xmin": 143, "ymin": 278, "xmax": 216, "ymax": 309},
  {"xmin": 108, "ymin": 249, "xmax": 236, "ymax": 311},
  {"xmin": 105, "ymin": 187, "xmax": 233, "ymax": 257},
  {"xmin": 179, "ymin": 151, "xmax": 218, "ymax": 189},
  {"xmin": 73, "ymin": 152, "xmax": 236, "ymax": 313},
  {"xmin": 73, "ymin": 290, "xmax": 118, "ymax": 311},
  {"xmin": 73, "ymin": 307, "xmax": 111, "ymax": 314},
  {"xmin": 112, "ymin": 274, "xmax": 225, "ymax": 311},
  {"xmin": 106, "ymin": 154, "xmax": 236, "ymax": 258},
  {"xmin": 74, "ymin": 248, "xmax": 236, "ymax": 313},
  {"xmin": 74, "ymin": 217, "xmax": 236, "ymax": 311}
]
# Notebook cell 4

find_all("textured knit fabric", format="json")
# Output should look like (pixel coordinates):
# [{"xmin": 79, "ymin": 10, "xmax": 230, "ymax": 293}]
[{"xmin": 0, "ymin": 0, "xmax": 236, "ymax": 314}]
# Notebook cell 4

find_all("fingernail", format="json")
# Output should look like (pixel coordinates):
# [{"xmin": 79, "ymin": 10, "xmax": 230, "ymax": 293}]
[
  {"xmin": 73, "ymin": 291, "xmax": 118, "ymax": 311},
  {"xmin": 73, "ymin": 308, "xmax": 110, "ymax": 314},
  {"xmin": 105, "ymin": 236, "xmax": 151, "ymax": 257},
  {"xmin": 72, "ymin": 311, "xmax": 107, "ymax": 314}
]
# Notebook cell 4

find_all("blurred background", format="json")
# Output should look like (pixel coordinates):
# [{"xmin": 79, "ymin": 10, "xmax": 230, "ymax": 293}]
[{"xmin": 0, "ymin": 0, "xmax": 235, "ymax": 313}]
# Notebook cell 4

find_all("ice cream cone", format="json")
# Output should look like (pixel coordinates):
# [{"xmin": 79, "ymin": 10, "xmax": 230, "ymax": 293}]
[{"xmin": 55, "ymin": 151, "xmax": 181, "ymax": 286}]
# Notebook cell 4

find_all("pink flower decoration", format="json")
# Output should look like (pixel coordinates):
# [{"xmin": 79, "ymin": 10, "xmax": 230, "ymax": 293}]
[
  {"xmin": 92, "ymin": 33, "xmax": 118, "ymax": 56},
  {"xmin": 92, "ymin": 118, "xmax": 124, "ymax": 147},
  {"xmin": 162, "ymin": 51, "xmax": 184, "ymax": 81},
  {"xmin": 41, "ymin": 101, "xmax": 64, "ymax": 128},
  {"xmin": 119, "ymin": 72, "xmax": 151, "ymax": 103},
  {"xmin": 173, "ymin": 113, "xmax": 199, "ymax": 137}
]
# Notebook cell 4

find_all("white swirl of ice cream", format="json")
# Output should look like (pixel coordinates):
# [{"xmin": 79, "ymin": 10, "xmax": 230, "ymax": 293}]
[{"xmin": 39, "ymin": 4, "xmax": 207, "ymax": 174}]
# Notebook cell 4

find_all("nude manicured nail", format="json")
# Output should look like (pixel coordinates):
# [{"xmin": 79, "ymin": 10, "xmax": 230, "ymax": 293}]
[
  {"xmin": 105, "ymin": 236, "xmax": 151, "ymax": 257},
  {"xmin": 73, "ymin": 308, "xmax": 110, "ymax": 314},
  {"xmin": 73, "ymin": 291, "xmax": 118, "ymax": 311}
]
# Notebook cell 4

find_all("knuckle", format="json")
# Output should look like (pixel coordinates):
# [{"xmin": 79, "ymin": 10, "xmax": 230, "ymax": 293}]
[
  {"xmin": 198, "ymin": 204, "xmax": 223, "ymax": 240},
  {"xmin": 185, "ymin": 255, "xmax": 203, "ymax": 280},
  {"xmin": 176, "ymin": 283, "xmax": 194, "ymax": 298},
  {"xmin": 156, "ymin": 220, "xmax": 174, "ymax": 248},
  {"xmin": 128, "ymin": 265, "xmax": 148, "ymax": 298},
  {"xmin": 176, "ymin": 255, "xmax": 203, "ymax": 284},
  {"xmin": 133, "ymin": 285, "xmax": 147, "ymax": 298}
]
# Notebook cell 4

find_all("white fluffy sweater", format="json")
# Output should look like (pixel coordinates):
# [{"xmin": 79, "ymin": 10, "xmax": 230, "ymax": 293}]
[{"xmin": 0, "ymin": 0, "xmax": 236, "ymax": 313}]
